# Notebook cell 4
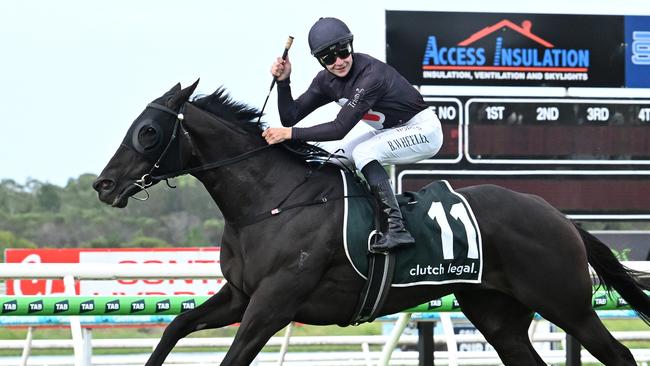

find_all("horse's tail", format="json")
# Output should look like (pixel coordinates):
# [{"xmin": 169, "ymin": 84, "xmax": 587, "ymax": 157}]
[{"xmin": 576, "ymin": 224, "xmax": 650, "ymax": 324}]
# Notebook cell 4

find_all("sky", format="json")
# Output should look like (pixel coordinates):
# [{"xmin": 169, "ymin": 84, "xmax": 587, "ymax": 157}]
[{"xmin": 2, "ymin": 0, "xmax": 649, "ymax": 187}]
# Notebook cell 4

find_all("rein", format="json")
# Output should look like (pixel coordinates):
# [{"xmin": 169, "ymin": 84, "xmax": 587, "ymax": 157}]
[
  {"xmin": 132, "ymin": 101, "xmax": 370, "ymax": 226},
  {"xmin": 151, "ymin": 144, "xmax": 275, "ymax": 182}
]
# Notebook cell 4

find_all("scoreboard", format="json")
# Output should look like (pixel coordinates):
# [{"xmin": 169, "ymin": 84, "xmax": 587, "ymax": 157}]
[
  {"xmin": 397, "ymin": 97, "xmax": 650, "ymax": 219},
  {"xmin": 421, "ymin": 98, "xmax": 650, "ymax": 165},
  {"xmin": 465, "ymin": 99, "xmax": 650, "ymax": 164}
]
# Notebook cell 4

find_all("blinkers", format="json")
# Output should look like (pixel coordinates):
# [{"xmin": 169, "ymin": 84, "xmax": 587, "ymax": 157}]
[{"xmin": 120, "ymin": 102, "xmax": 186, "ymax": 176}]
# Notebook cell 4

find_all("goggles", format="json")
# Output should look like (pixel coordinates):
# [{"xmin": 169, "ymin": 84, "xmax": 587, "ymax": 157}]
[{"xmin": 316, "ymin": 42, "xmax": 353, "ymax": 66}]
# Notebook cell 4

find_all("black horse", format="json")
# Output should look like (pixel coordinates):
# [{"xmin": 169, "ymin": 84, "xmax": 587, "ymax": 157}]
[{"xmin": 93, "ymin": 81, "xmax": 650, "ymax": 365}]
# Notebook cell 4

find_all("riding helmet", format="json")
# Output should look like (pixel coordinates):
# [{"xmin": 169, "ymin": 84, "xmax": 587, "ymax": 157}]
[{"xmin": 308, "ymin": 17, "xmax": 354, "ymax": 56}]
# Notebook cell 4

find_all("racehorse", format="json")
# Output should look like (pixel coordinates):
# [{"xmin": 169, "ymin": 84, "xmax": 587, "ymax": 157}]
[{"xmin": 93, "ymin": 80, "xmax": 650, "ymax": 365}]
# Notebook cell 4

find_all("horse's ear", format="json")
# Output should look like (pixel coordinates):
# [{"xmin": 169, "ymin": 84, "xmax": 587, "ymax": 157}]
[
  {"xmin": 166, "ymin": 83, "xmax": 182, "ymax": 95},
  {"xmin": 168, "ymin": 79, "xmax": 200, "ymax": 109}
]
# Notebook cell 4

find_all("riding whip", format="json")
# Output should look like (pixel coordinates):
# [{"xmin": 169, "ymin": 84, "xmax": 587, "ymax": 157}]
[{"xmin": 257, "ymin": 36, "xmax": 294, "ymax": 124}]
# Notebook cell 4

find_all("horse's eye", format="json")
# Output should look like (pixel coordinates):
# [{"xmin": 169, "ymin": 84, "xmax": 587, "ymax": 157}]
[{"xmin": 138, "ymin": 125, "xmax": 160, "ymax": 150}]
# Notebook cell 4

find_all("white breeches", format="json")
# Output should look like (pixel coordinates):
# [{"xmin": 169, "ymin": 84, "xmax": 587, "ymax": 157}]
[{"xmin": 340, "ymin": 108, "xmax": 443, "ymax": 170}]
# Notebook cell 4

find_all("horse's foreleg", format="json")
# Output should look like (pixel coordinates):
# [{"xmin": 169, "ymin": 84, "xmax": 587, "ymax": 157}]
[
  {"xmin": 145, "ymin": 283, "xmax": 248, "ymax": 366},
  {"xmin": 219, "ymin": 271, "xmax": 317, "ymax": 365},
  {"xmin": 219, "ymin": 296, "xmax": 294, "ymax": 365}
]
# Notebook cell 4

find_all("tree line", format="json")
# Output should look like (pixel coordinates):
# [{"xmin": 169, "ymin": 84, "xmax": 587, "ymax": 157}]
[
  {"xmin": 0, "ymin": 174, "xmax": 224, "ymax": 260},
  {"xmin": 2, "ymin": 173, "xmax": 645, "ymax": 262}
]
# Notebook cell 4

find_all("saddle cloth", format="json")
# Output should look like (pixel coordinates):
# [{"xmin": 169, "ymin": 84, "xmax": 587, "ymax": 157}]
[{"xmin": 340, "ymin": 171, "xmax": 483, "ymax": 286}]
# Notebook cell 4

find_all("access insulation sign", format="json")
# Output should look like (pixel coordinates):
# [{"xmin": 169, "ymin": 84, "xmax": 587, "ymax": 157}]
[
  {"xmin": 386, "ymin": 11, "xmax": 650, "ymax": 88},
  {"xmin": 4, "ymin": 248, "xmax": 223, "ymax": 296}
]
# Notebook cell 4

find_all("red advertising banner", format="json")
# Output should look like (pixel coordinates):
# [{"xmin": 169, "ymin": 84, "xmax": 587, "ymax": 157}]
[{"xmin": 5, "ymin": 248, "xmax": 223, "ymax": 296}]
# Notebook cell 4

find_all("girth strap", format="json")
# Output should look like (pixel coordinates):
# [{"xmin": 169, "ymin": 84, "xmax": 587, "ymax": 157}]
[{"xmin": 348, "ymin": 238, "xmax": 396, "ymax": 325}]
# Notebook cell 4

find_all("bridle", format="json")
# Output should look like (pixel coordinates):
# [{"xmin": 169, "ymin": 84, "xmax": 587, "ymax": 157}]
[
  {"xmin": 127, "ymin": 101, "xmax": 364, "ymax": 228},
  {"xmin": 129, "ymin": 102, "xmax": 184, "ymax": 199},
  {"xmin": 130, "ymin": 101, "xmax": 274, "ymax": 201}
]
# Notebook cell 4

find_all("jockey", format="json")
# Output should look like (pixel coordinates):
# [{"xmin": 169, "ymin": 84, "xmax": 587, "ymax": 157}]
[{"xmin": 262, "ymin": 17, "xmax": 443, "ymax": 252}]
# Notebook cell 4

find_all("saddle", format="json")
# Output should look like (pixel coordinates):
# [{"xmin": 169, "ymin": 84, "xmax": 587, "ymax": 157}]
[{"xmin": 342, "ymin": 173, "xmax": 483, "ymax": 324}]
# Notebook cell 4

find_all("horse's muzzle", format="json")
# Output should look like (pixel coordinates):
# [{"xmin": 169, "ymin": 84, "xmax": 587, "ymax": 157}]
[
  {"xmin": 93, "ymin": 176, "xmax": 128, "ymax": 207},
  {"xmin": 93, "ymin": 177, "xmax": 115, "ymax": 195}
]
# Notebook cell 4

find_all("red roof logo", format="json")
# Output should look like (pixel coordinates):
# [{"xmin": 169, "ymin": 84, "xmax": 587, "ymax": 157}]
[{"xmin": 458, "ymin": 20, "xmax": 554, "ymax": 48}]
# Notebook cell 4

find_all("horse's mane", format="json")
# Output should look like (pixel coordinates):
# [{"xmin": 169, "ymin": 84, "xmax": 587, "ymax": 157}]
[
  {"xmin": 191, "ymin": 88, "xmax": 264, "ymax": 132},
  {"xmin": 190, "ymin": 87, "xmax": 347, "ymax": 167}
]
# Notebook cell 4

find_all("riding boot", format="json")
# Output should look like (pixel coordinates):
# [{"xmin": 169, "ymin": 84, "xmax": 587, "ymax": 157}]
[{"xmin": 370, "ymin": 179, "xmax": 415, "ymax": 252}]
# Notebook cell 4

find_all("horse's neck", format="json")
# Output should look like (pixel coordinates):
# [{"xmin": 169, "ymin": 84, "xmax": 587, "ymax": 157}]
[
  {"xmin": 192, "ymin": 145, "xmax": 308, "ymax": 222},
  {"xmin": 180, "ymin": 106, "xmax": 316, "ymax": 222}
]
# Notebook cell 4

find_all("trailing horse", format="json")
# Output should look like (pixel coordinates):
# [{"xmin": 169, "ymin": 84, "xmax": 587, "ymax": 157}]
[{"xmin": 93, "ymin": 81, "xmax": 650, "ymax": 365}]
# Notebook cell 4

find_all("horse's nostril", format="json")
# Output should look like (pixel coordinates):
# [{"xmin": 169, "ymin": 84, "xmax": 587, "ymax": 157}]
[{"xmin": 93, "ymin": 178, "xmax": 115, "ymax": 192}]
